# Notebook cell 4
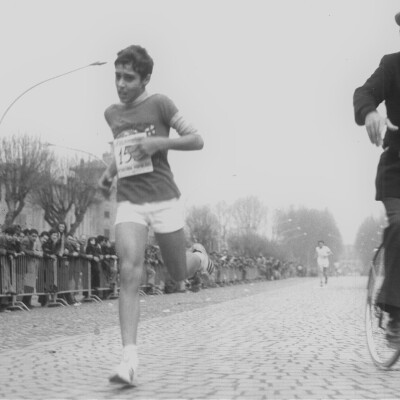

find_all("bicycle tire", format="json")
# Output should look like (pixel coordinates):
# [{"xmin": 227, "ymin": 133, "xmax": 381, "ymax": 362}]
[{"xmin": 365, "ymin": 244, "xmax": 400, "ymax": 369}]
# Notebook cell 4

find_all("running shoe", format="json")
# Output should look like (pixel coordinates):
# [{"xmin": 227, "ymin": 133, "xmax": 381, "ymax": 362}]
[
  {"xmin": 109, "ymin": 353, "xmax": 138, "ymax": 386},
  {"xmin": 191, "ymin": 243, "xmax": 215, "ymax": 276}
]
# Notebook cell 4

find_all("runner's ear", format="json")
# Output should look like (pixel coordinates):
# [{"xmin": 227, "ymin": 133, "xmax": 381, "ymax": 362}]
[{"xmin": 142, "ymin": 74, "xmax": 151, "ymax": 86}]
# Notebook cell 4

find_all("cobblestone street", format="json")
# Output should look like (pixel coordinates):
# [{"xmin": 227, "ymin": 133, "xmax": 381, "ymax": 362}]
[{"xmin": 1, "ymin": 276, "xmax": 400, "ymax": 399}]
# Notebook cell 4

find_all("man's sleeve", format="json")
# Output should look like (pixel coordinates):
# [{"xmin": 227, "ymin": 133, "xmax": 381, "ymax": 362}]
[
  {"xmin": 21, "ymin": 238, "xmax": 33, "ymax": 255},
  {"xmin": 159, "ymin": 95, "xmax": 198, "ymax": 136},
  {"xmin": 170, "ymin": 112, "xmax": 198, "ymax": 136},
  {"xmin": 104, "ymin": 106, "xmax": 115, "ymax": 130},
  {"xmin": 353, "ymin": 55, "xmax": 392, "ymax": 126}
]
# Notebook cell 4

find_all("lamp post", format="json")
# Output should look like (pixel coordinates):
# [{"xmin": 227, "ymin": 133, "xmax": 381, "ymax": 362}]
[
  {"xmin": 0, "ymin": 61, "xmax": 107, "ymax": 128},
  {"xmin": 281, "ymin": 231, "xmax": 307, "ymax": 244},
  {"xmin": 327, "ymin": 233, "xmax": 342, "ymax": 242},
  {"xmin": 45, "ymin": 142, "xmax": 108, "ymax": 167},
  {"xmin": 278, "ymin": 226, "xmax": 302, "ymax": 237}
]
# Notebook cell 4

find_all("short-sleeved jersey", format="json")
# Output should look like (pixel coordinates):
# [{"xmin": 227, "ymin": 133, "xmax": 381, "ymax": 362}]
[
  {"xmin": 316, "ymin": 245, "xmax": 332, "ymax": 267},
  {"xmin": 104, "ymin": 94, "xmax": 182, "ymax": 204}
]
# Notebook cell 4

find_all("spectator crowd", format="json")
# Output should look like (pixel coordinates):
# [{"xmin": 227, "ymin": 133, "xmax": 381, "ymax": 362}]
[
  {"xmin": 0, "ymin": 222, "xmax": 117, "ymax": 310},
  {"xmin": 0, "ymin": 223, "xmax": 307, "ymax": 311}
]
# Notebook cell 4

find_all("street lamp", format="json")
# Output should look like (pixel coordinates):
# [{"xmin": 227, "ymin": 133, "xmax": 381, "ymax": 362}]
[
  {"xmin": 282, "ymin": 232, "xmax": 307, "ymax": 244},
  {"xmin": 279, "ymin": 226, "xmax": 302, "ymax": 236},
  {"xmin": 0, "ymin": 61, "xmax": 107, "ymax": 128},
  {"xmin": 45, "ymin": 142, "xmax": 108, "ymax": 167},
  {"xmin": 327, "ymin": 233, "xmax": 342, "ymax": 242},
  {"xmin": 45, "ymin": 142, "xmax": 113, "ymax": 200}
]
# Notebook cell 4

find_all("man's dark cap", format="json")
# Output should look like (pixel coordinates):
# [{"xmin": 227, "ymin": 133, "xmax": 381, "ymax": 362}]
[{"xmin": 395, "ymin": 12, "xmax": 400, "ymax": 26}]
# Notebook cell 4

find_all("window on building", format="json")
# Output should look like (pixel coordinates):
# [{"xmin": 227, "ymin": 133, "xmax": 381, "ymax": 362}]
[
  {"xmin": 104, "ymin": 229, "xmax": 110, "ymax": 238},
  {"xmin": 104, "ymin": 211, "xmax": 110, "ymax": 219}
]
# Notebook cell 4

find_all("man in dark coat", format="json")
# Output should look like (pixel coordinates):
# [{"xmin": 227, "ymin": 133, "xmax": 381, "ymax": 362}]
[{"xmin": 353, "ymin": 11, "xmax": 400, "ymax": 345}]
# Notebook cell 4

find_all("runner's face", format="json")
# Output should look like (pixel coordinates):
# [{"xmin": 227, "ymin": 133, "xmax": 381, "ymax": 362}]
[{"xmin": 115, "ymin": 63, "xmax": 149, "ymax": 104}]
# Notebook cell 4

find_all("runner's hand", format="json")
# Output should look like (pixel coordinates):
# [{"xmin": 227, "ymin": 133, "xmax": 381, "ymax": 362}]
[
  {"xmin": 98, "ymin": 172, "xmax": 113, "ymax": 198},
  {"xmin": 365, "ymin": 111, "xmax": 398, "ymax": 146},
  {"xmin": 131, "ymin": 137, "xmax": 166, "ymax": 160}
]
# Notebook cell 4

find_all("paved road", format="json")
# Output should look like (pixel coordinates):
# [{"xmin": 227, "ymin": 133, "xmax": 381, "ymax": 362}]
[{"xmin": 1, "ymin": 276, "xmax": 400, "ymax": 399}]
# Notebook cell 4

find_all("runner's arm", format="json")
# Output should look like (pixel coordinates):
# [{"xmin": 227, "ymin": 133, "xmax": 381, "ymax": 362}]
[
  {"xmin": 151, "ymin": 111, "xmax": 204, "ymax": 152},
  {"xmin": 98, "ymin": 155, "xmax": 117, "ymax": 190},
  {"xmin": 132, "ymin": 112, "xmax": 203, "ymax": 160}
]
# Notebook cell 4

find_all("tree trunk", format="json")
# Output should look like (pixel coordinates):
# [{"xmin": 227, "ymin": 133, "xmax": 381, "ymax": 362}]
[{"xmin": 3, "ymin": 199, "xmax": 25, "ymax": 228}]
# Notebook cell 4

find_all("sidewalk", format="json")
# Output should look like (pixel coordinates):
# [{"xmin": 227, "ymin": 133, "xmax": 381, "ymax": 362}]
[{"xmin": 0, "ymin": 277, "xmax": 399, "ymax": 399}]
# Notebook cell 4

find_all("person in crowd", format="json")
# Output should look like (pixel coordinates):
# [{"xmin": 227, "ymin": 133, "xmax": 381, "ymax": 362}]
[
  {"xmin": 64, "ymin": 234, "xmax": 81, "ymax": 305},
  {"xmin": 85, "ymin": 237, "xmax": 102, "ymax": 298},
  {"xmin": 297, "ymin": 264, "xmax": 304, "ymax": 277},
  {"xmin": 0, "ymin": 226, "xmax": 22, "ymax": 310},
  {"xmin": 42, "ymin": 228, "xmax": 72, "ymax": 304},
  {"xmin": 20, "ymin": 229, "xmax": 43, "ymax": 308},
  {"xmin": 0, "ymin": 226, "xmax": 24, "ymax": 257},
  {"xmin": 96, "ymin": 235, "xmax": 117, "ymax": 297},
  {"xmin": 21, "ymin": 229, "xmax": 43, "ymax": 256},
  {"xmin": 10, "ymin": 226, "xmax": 24, "ymax": 256},
  {"xmin": 37, "ymin": 231, "xmax": 51, "ymax": 306},
  {"xmin": 56, "ymin": 222, "xmax": 67, "ymax": 256},
  {"xmin": 78, "ymin": 234, "xmax": 88, "ymax": 256},
  {"xmin": 65, "ymin": 234, "xmax": 80, "ymax": 256},
  {"xmin": 39, "ymin": 231, "xmax": 50, "ymax": 247},
  {"xmin": 42, "ymin": 229, "xmax": 61, "ymax": 258}
]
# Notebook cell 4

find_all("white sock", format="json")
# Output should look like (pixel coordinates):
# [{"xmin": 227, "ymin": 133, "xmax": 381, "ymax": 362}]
[
  {"xmin": 123, "ymin": 345, "xmax": 138, "ymax": 365},
  {"xmin": 195, "ymin": 252, "xmax": 206, "ymax": 270}
]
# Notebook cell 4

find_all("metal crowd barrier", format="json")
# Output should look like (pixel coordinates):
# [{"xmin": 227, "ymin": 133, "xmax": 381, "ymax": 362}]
[
  {"xmin": 0, "ymin": 253, "xmax": 270, "ymax": 312},
  {"xmin": 94, "ymin": 257, "xmax": 119, "ymax": 300},
  {"xmin": 0, "ymin": 254, "xmax": 121, "ymax": 311}
]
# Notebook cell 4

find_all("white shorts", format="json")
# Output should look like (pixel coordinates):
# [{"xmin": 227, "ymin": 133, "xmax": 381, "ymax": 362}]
[
  {"xmin": 318, "ymin": 259, "xmax": 329, "ymax": 270},
  {"xmin": 114, "ymin": 198, "xmax": 184, "ymax": 234}
]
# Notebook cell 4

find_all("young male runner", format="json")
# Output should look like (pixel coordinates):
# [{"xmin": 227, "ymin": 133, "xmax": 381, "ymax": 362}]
[{"xmin": 98, "ymin": 45, "xmax": 214, "ymax": 386}]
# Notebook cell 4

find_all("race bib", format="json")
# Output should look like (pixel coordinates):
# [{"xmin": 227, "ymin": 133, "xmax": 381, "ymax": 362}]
[{"xmin": 113, "ymin": 131, "xmax": 154, "ymax": 178}]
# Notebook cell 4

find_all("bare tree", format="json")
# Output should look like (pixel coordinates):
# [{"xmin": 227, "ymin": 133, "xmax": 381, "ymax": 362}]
[
  {"xmin": 0, "ymin": 134, "xmax": 53, "ymax": 227},
  {"xmin": 69, "ymin": 160, "xmax": 103, "ymax": 235},
  {"xmin": 354, "ymin": 214, "xmax": 386, "ymax": 273},
  {"xmin": 32, "ymin": 159, "xmax": 76, "ymax": 229},
  {"xmin": 274, "ymin": 207, "xmax": 344, "ymax": 269},
  {"xmin": 32, "ymin": 157, "xmax": 104, "ymax": 234},
  {"xmin": 231, "ymin": 196, "xmax": 268, "ymax": 234},
  {"xmin": 185, "ymin": 205, "xmax": 219, "ymax": 251},
  {"xmin": 214, "ymin": 201, "xmax": 232, "ymax": 250}
]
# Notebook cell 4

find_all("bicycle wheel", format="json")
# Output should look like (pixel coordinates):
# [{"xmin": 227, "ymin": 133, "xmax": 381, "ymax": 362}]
[{"xmin": 365, "ymin": 244, "xmax": 400, "ymax": 369}]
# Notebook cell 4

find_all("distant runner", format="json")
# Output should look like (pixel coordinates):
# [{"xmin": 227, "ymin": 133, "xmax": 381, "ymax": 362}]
[{"xmin": 315, "ymin": 240, "xmax": 332, "ymax": 287}]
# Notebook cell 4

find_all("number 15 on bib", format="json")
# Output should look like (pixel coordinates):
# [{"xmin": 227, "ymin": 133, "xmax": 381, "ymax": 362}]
[{"xmin": 113, "ymin": 132, "xmax": 154, "ymax": 179}]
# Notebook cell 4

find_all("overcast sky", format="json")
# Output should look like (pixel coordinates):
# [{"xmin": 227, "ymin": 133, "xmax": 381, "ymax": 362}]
[{"xmin": 1, "ymin": 0, "xmax": 399, "ymax": 244}]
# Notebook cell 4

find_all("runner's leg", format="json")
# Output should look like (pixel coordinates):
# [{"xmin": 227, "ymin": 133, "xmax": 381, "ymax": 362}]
[
  {"xmin": 155, "ymin": 229, "xmax": 201, "ymax": 281},
  {"xmin": 109, "ymin": 222, "xmax": 147, "ymax": 386},
  {"xmin": 318, "ymin": 264, "xmax": 323, "ymax": 286},
  {"xmin": 116, "ymin": 222, "xmax": 148, "ymax": 346}
]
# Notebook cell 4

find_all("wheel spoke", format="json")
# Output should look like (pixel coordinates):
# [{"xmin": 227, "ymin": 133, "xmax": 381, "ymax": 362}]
[{"xmin": 365, "ymin": 245, "xmax": 400, "ymax": 369}]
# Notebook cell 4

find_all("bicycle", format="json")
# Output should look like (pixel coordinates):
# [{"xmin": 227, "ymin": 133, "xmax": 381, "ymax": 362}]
[{"xmin": 365, "ymin": 243, "xmax": 400, "ymax": 369}]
